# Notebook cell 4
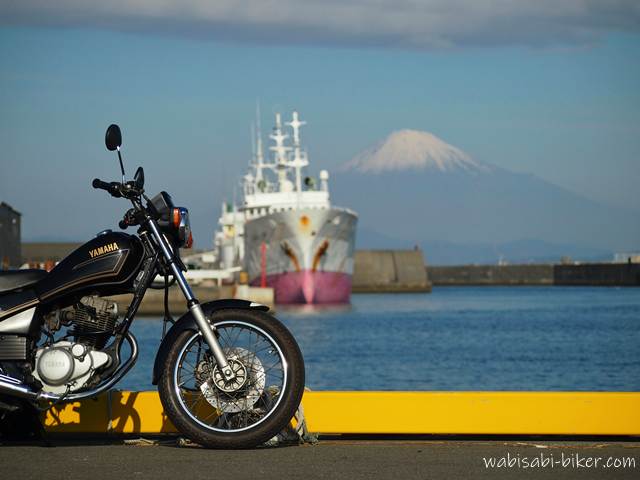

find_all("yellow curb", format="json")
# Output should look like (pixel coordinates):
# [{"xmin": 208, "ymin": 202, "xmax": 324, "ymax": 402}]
[{"xmin": 43, "ymin": 391, "xmax": 640, "ymax": 435}]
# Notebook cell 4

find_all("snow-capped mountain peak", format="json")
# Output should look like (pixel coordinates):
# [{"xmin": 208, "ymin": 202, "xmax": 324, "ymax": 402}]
[{"xmin": 343, "ymin": 129, "xmax": 490, "ymax": 174}]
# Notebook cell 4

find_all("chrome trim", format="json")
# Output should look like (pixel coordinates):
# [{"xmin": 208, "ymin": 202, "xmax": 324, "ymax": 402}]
[
  {"xmin": 0, "ymin": 373, "xmax": 22, "ymax": 385},
  {"xmin": 190, "ymin": 303, "xmax": 232, "ymax": 378},
  {"xmin": 0, "ymin": 373, "xmax": 35, "ymax": 399},
  {"xmin": 176, "ymin": 207, "xmax": 191, "ymax": 247},
  {"xmin": 0, "ymin": 307, "xmax": 36, "ymax": 334}
]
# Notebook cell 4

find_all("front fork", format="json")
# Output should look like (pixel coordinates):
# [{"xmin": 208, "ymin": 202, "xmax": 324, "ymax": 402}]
[{"xmin": 146, "ymin": 219, "xmax": 235, "ymax": 381}]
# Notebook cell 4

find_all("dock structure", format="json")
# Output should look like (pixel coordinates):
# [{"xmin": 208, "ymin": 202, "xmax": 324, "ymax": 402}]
[{"xmin": 43, "ymin": 390, "xmax": 640, "ymax": 436}]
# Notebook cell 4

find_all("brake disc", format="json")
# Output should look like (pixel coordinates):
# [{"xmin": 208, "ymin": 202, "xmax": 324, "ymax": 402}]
[{"xmin": 199, "ymin": 347, "xmax": 266, "ymax": 413}]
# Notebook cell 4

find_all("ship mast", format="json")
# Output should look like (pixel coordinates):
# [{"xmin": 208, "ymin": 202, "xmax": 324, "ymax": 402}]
[
  {"xmin": 286, "ymin": 111, "xmax": 308, "ymax": 204},
  {"xmin": 269, "ymin": 113, "xmax": 291, "ymax": 192}
]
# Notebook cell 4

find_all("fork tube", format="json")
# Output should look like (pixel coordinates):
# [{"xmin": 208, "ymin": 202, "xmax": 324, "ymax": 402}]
[{"xmin": 146, "ymin": 219, "xmax": 234, "ymax": 380}]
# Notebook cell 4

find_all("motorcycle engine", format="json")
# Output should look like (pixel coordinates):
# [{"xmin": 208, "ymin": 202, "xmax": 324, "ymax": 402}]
[
  {"xmin": 62, "ymin": 296, "xmax": 119, "ymax": 349},
  {"xmin": 35, "ymin": 296, "xmax": 118, "ymax": 394},
  {"xmin": 34, "ymin": 341, "xmax": 111, "ymax": 394}
]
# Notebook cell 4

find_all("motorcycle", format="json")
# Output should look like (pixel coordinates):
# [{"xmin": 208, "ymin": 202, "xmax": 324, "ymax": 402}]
[{"xmin": 0, "ymin": 125, "xmax": 305, "ymax": 448}]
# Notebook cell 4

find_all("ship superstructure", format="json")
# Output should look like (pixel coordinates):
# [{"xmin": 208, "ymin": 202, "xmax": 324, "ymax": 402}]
[{"xmin": 214, "ymin": 111, "xmax": 357, "ymax": 304}]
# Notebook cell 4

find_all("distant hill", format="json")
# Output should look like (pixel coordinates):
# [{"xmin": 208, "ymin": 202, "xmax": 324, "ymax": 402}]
[{"xmin": 332, "ymin": 130, "xmax": 639, "ymax": 265}]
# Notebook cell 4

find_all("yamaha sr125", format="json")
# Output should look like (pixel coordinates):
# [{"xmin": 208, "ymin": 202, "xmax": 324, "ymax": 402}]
[{"xmin": 0, "ymin": 125, "xmax": 305, "ymax": 448}]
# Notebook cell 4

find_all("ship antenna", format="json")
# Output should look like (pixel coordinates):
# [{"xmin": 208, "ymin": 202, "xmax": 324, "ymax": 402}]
[
  {"xmin": 255, "ymin": 101, "xmax": 265, "ymax": 182},
  {"xmin": 250, "ymin": 122, "xmax": 256, "ymax": 166}
]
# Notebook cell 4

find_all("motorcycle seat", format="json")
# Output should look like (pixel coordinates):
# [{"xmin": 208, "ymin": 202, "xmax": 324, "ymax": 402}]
[{"xmin": 0, "ymin": 269, "xmax": 48, "ymax": 293}]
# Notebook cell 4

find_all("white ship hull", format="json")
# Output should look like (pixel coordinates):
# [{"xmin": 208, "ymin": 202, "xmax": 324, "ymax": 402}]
[{"xmin": 244, "ymin": 208, "xmax": 357, "ymax": 304}]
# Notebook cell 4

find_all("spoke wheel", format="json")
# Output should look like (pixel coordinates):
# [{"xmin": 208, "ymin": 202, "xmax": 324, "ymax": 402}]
[{"xmin": 158, "ymin": 309, "xmax": 305, "ymax": 448}]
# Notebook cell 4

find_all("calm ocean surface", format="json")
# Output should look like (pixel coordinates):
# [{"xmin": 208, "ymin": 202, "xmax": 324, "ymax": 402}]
[{"xmin": 120, "ymin": 287, "xmax": 640, "ymax": 392}]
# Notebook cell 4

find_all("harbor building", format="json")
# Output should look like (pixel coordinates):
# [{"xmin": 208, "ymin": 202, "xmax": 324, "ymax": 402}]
[{"xmin": 0, "ymin": 202, "xmax": 21, "ymax": 268}]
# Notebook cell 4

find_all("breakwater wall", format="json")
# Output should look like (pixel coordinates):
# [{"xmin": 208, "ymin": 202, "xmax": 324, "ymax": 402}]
[
  {"xmin": 428, "ymin": 264, "xmax": 553, "ymax": 286},
  {"xmin": 553, "ymin": 262, "xmax": 640, "ymax": 286},
  {"xmin": 352, "ymin": 250, "xmax": 432, "ymax": 293},
  {"xmin": 428, "ymin": 263, "xmax": 640, "ymax": 287}
]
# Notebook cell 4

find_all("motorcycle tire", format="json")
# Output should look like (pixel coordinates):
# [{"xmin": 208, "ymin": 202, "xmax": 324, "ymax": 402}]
[{"xmin": 158, "ymin": 308, "xmax": 305, "ymax": 449}]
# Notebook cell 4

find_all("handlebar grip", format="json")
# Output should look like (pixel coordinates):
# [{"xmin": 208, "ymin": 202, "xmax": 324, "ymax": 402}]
[
  {"xmin": 92, "ymin": 178, "xmax": 111, "ymax": 190},
  {"xmin": 92, "ymin": 178, "xmax": 122, "ymax": 198}
]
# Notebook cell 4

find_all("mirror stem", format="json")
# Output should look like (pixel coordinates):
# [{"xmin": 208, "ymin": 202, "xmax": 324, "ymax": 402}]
[{"xmin": 117, "ymin": 146, "xmax": 126, "ymax": 183}]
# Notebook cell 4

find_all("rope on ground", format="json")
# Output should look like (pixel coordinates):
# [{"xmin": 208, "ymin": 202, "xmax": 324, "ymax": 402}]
[{"xmin": 263, "ymin": 387, "xmax": 318, "ymax": 447}]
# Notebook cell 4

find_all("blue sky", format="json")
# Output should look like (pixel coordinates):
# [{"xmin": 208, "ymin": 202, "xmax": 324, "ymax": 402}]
[{"xmin": 1, "ymin": 2, "xmax": 639, "ymax": 246}]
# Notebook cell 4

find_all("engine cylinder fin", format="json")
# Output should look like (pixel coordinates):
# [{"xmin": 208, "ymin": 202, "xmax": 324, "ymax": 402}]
[{"xmin": 66, "ymin": 296, "xmax": 119, "ymax": 349}]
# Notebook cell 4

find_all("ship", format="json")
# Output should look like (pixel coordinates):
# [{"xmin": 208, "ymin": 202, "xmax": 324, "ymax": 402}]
[{"xmin": 213, "ymin": 111, "xmax": 358, "ymax": 304}]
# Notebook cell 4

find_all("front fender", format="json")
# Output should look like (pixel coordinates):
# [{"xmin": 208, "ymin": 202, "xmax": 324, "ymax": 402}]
[{"xmin": 151, "ymin": 299, "xmax": 269, "ymax": 385}]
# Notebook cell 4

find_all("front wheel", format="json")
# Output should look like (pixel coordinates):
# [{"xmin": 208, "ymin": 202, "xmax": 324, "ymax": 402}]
[{"xmin": 158, "ymin": 309, "xmax": 305, "ymax": 448}]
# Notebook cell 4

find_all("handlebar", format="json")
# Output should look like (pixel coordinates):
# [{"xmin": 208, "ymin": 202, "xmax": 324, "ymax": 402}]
[
  {"xmin": 92, "ymin": 178, "xmax": 123, "ymax": 198},
  {"xmin": 92, "ymin": 178, "xmax": 146, "ymax": 230},
  {"xmin": 92, "ymin": 178, "xmax": 110, "ymax": 190}
]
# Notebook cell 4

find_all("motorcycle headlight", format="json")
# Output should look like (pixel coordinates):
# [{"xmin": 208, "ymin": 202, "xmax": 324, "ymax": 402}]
[{"xmin": 171, "ymin": 207, "xmax": 193, "ymax": 248}]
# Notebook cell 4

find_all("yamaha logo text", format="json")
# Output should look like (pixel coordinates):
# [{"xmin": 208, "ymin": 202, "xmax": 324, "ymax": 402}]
[{"xmin": 89, "ymin": 242, "xmax": 119, "ymax": 259}]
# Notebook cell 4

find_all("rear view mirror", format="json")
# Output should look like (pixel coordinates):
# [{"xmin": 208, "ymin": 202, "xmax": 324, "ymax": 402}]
[{"xmin": 105, "ymin": 124, "xmax": 122, "ymax": 151}]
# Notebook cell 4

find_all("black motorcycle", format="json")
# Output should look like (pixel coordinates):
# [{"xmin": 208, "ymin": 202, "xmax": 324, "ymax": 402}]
[{"xmin": 0, "ymin": 125, "xmax": 305, "ymax": 448}]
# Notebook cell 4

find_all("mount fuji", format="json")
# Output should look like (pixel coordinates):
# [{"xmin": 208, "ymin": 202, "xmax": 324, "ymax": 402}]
[
  {"xmin": 343, "ymin": 129, "xmax": 490, "ymax": 174},
  {"xmin": 331, "ymin": 130, "xmax": 639, "ymax": 265}
]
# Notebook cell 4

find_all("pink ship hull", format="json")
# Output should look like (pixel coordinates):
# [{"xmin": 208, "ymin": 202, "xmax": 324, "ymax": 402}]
[{"xmin": 252, "ymin": 270, "xmax": 352, "ymax": 304}]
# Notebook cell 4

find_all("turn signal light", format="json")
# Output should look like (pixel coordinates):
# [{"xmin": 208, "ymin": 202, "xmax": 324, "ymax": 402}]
[{"xmin": 172, "ymin": 208, "xmax": 181, "ymax": 228}]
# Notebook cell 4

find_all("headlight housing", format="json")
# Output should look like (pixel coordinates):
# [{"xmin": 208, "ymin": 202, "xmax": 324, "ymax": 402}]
[{"xmin": 172, "ymin": 207, "xmax": 193, "ymax": 248}]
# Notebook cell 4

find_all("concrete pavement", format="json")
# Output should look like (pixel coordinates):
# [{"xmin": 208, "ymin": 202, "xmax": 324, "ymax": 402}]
[{"xmin": 1, "ymin": 437, "xmax": 638, "ymax": 480}]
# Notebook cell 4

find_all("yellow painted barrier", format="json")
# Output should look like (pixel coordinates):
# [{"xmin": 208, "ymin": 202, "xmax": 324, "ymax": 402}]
[
  {"xmin": 44, "ymin": 391, "xmax": 640, "ymax": 436},
  {"xmin": 302, "ymin": 391, "xmax": 640, "ymax": 435}
]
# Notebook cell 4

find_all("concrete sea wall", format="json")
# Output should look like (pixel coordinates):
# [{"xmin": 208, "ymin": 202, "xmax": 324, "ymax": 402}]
[
  {"xmin": 352, "ymin": 249, "xmax": 432, "ymax": 293},
  {"xmin": 429, "ymin": 263, "xmax": 640, "ymax": 287},
  {"xmin": 428, "ymin": 264, "xmax": 553, "ymax": 286},
  {"xmin": 553, "ymin": 263, "xmax": 640, "ymax": 286}
]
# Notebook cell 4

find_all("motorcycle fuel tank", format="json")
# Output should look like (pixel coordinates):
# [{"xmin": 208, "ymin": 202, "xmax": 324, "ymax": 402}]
[{"xmin": 35, "ymin": 231, "xmax": 144, "ymax": 302}]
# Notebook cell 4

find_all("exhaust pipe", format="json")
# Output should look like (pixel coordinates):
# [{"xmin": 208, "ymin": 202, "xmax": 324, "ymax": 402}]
[{"xmin": 0, "ymin": 373, "xmax": 38, "ymax": 400}]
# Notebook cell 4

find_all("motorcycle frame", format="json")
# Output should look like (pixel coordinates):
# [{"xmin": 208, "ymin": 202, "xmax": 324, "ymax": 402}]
[{"xmin": 0, "ymin": 189, "xmax": 239, "ymax": 404}]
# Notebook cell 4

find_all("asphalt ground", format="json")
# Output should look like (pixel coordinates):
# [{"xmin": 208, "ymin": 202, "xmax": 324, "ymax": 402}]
[{"xmin": 0, "ymin": 436, "xmax": 638, "ymax": 480}]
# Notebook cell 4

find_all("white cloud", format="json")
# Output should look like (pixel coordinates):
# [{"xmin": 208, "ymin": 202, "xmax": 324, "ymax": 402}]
[{"xmin": 1, "ymin": 0, "xmax": 639, "ymax": 49}]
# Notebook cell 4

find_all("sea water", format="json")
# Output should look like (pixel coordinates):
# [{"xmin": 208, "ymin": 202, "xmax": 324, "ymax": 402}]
[{"xmin": 119, "ymin": 287, "xmax": 640, "ymax": 392}]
